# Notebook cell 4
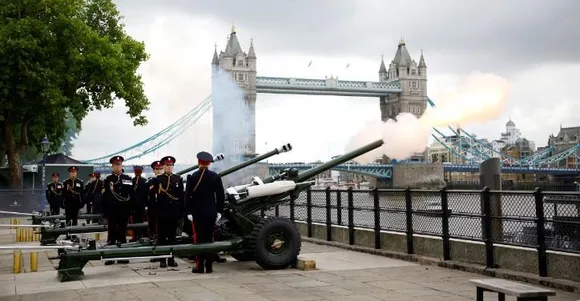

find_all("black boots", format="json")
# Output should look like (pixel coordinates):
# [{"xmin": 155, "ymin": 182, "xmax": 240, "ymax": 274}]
[
  {"xmin": 192, "ymin": 258, "xmax": 213, "ymax": 274},
  {"xmin": 160, "ymin": 257, "xmax": 178, "ymax": 268}
]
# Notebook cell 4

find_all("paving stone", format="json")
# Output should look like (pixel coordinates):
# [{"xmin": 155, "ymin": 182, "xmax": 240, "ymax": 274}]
[{"xmin": 0, "ymin": 239, "xmax": 575, "ymax": 301}]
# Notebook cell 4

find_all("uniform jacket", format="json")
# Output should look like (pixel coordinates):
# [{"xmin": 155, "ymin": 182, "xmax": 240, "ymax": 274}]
[
  {"xmin": 185, "ymin": 168, "xmax": 225, "ymax": 219},
  {"xmin": 45, "ymin": 182, "xmax": 64, "ymax": 209},
  {"xmin": 102, "ymin": 173, "xmax": 133, "ymax": 218},
  {"xmin": 132, "ymin": 175, "xmax": 148, "ymax": 210},
  {"xmin": 154, "ymin": 173, "xmax": 184, "ymax": 219},
  {"xmin": 62, "ymin": 178, "xmax": 84, "ymax": 210}
]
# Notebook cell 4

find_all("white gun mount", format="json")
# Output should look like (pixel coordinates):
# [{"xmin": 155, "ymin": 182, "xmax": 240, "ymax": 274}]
[{"xmin": 226, "ymin": 176, "xmax": 297, "ymax": 203}]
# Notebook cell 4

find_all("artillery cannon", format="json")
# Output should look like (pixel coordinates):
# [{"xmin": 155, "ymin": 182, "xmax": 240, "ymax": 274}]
[
  {"xmin": 39, "ymin": 144, "xmax": 292, "ymax": 247},
  {"xmin": 55, "ymin": 139, "xmax": 384, "ymax": 281}
]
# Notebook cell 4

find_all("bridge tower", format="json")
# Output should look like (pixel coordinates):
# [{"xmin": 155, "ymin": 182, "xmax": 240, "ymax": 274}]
[
  {"xmin": 211, "ymin": 26, "xmax": 257, "ymax": 161},
  {"xmin": 379, "ymin": 39, "xmax": 427, "ymax": 121}
]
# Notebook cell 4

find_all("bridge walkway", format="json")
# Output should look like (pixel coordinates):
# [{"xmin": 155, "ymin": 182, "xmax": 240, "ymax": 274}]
[{"xmin": 0, "ymin": 219, "xmax": 577, "ymax": 300}]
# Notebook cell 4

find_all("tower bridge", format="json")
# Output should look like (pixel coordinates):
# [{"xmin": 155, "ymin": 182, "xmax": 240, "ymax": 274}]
[{"xmin": 82, "ymin": 27, "xmax": 580, "ymax": 179}]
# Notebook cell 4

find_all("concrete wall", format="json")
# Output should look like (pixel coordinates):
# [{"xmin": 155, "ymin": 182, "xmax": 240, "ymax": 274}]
[
  {"xmin": 392, "ymin": 163, "xmax": 445, "ymax": 188},
  {"xmin": 296, "ymin": 221, "xmax": 580, "ymax": 283}
]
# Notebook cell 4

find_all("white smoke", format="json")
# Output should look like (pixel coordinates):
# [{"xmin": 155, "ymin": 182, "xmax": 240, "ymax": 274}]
[
  {"xmin": 211, "ymin": 68, "xmax": 259, "ymax": 187},
  {"xmin": 346, "ymin": 72, "xmax": 511, "ymax": 163}
]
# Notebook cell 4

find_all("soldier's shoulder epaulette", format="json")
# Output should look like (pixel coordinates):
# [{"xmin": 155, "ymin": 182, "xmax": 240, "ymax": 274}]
[{"xmin": 77, "ymin": 178, "xmax": 83, "ymax": 183}]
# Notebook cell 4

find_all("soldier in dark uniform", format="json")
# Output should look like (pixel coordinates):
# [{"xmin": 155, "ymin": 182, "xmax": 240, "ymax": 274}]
[
  {"xmin": 147, "ymin": 161, "xmax": 163, "ymax": 240},
  {"xmin": 154, "ymin": 156, "xmax": 184, "ymax": 268},
  {"xmin": 84, "ymin": 173, "xmax": 96, "ymax": 215},
  {"xmin": 130, "ymin": 165, "xmax": 148, "ymax": 241},
  {"xmin": 62, "ymin": 167, "xmax": 84, "ymax": 226},
  {"xmin": 185, "ymin": 151, "xmax": 225, "ymax": 274},
  {"xmin": 102, "ymin": 156, "xmax": 133, "ymax": 265},
  {"xmin": 46, "ymin": 173, "xmax": 64, "ymax": 215},
  {"xmin": 91, "ymin": 172, "xmax": 104, "ymax": 218},
  {"xmin": 85, "ymin": 172, "xmax": 104, "ymax": 223}
]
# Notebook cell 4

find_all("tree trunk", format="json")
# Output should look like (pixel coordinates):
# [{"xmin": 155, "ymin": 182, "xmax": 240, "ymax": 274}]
[
  {"xmin": 0, "ymin": 122, "xmax": 5, "ymax": 167},
  {"xmin": 2, "ymin": 115, "xmax": 22, "ymax": 189}
]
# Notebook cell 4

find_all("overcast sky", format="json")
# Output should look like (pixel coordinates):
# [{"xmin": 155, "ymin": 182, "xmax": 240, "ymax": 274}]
[{"xmin": 73, "ymin": 0, "xmax": 580, "ymax": 165}]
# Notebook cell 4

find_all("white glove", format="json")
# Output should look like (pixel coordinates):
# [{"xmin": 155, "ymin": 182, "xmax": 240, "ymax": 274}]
[
  {"xmin": 187, "ymin": 214, "xmax": 193, "ymax": 222},
  {"xmin": 215, "ymin": 213, "xmax": 222, "ymax": 223}
]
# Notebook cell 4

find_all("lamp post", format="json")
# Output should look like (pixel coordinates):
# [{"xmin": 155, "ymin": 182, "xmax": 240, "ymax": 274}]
[{"xmin": 40, "ymin": 135, "xmax": 50, "ymax": 212}]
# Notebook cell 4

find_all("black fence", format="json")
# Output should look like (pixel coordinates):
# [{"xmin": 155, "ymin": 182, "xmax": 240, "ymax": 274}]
[{"xmin": 262, "ymin": 187, "xmax": 580, "ymax": 278}]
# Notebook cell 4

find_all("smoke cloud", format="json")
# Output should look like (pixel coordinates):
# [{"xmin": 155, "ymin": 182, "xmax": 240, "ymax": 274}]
[
  {"xmin": 346, "ymin": 72, "xmax": 511, "ymax": 163},
  {"xmin": 211, "ymin": 68, "xmax": 262, "ymax": 187}
]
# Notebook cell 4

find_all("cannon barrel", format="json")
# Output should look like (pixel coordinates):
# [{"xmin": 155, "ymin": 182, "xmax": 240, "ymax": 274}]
[
  {"xmin": 176, "ymin": 153, "xmax": 225, "ymax": 176},
  {"xmin": 263, "ymin": 139, "xmax": 384, "ymax": 183},
  {"xmin": 218, "ymin": 143, "xmax": 292, "ymax": 177},
  {"xmin": 231, "ymin": 139, "xmax": 384, "ymax": 215}
]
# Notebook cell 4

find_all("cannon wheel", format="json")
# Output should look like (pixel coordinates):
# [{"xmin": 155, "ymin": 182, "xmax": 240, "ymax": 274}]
[{"xmin": 249, "ymin": 217, "xmax": 301, "ymax": 270}]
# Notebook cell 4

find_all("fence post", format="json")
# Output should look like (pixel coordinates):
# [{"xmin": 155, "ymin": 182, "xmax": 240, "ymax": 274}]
[
  {"xmin": 289, "ymin": 195, "xmax": 295, "ymax": 222},
  {"xmin": 440, "ymin": 187, "xmax": 451, "ymax": 260},
  {"xmin": 373, "ymin": 187, "xmax": 381, "ymax": 249},
  {"xmin": 348, "ymin": 187, "xmax": 355, "ymax": 245},
  {"xmin": 275, "ymin": 205, "xmax": 280, "ymax": 217},
  {"xmin": 306, "ymin": 188, "xmax": 313, "ymax": 237},
  {"xmin": 336, "ymin": 190, "xmax": 342, "ymax": 225},
  {"xmin": 325, "ymin": 187, "xmax": 332, "ymax": 241},
  {"xmin": 482, "ymin": 187, "xmax": 495, "ymax": 268},
  {"xmin": 405, "ymin": 187, "xmax": 414, "ymax": 254},
  {"xmin": 534, "ymin": 187, "xmax": 548, "ymax": 277}
]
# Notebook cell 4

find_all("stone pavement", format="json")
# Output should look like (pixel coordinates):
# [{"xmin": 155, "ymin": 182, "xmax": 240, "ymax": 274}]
[{"xmin": 0, "ymin": 219, "xmax": 578, "ymax": 300}]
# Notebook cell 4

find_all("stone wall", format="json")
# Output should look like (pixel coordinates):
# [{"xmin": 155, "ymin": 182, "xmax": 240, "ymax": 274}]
[
  {"xmin": 392, "ymin": 163, "xmax": 445, "ymax": 188},
  {"xmin": 295, "ymin": 221, "xmax": 580, "ymax": 285}
]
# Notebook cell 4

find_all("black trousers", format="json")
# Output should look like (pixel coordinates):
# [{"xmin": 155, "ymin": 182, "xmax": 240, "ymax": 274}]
[
  {"xmin": 147, "ymin": 210, "xmax": 157, "ymax": 239},
  {"xmin": 49, "ymin": 202, "xmax": 60, "ymax": 215},
  {"xmin": 158, "ymin": 217, "xmax": 178, "ymax": 246},
  {"xmin": 107, "ymin": 211, "xmax": 130, "ymax": 244},
  {"xmin": 132, "ymin": 206, "xmax": 146, "ymax": 239},
  {"xmin": 192, "ymin": 217, "xmax": 216, "ymax": 267},
  {"xmin": 65, "ymin": 207, "xmax": 79, "ymax": 226}
]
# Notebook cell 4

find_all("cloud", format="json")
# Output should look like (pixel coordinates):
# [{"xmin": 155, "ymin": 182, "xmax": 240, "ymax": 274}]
[{"xmin": 73, "ymin": 1, "xmax": 580, "ymax": 166}]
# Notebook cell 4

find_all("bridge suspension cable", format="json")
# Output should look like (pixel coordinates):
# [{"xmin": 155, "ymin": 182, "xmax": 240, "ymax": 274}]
[{"xmin": 82, "ymin": 96, "xmax": 213, "ymax": 164}]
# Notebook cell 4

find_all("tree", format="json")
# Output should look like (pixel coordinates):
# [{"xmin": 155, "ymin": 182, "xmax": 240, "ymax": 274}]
[{"xmin": 0, "ymin": 0, "xmax": 150, "ymax": 188}]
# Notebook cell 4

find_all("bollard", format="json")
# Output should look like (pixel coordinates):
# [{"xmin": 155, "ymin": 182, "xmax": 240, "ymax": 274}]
[
  {"xmin": 13, "ymin": 250, "xmax": 22, "ymax": 274},
  {"xmin": 95, "ymin": 233, "xmax": 100, "ymax": 240},
  {"xmin": 30, "ymin": 252, "xmax": 38, "ymax": 272},
  {"xmin": 27, "ymin": 228, "xmax": 33, "ymax": 242}
]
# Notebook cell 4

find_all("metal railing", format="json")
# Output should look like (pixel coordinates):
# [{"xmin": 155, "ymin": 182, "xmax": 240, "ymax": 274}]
[{"xmin": 262, "ymin": 187, "xmax": 580, "ymax": 278}]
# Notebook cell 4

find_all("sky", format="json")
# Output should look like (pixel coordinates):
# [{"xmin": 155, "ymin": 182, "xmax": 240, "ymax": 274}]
[{"xmin": 73, "ymin": 0, "xmax": 580, "ymax": 165}]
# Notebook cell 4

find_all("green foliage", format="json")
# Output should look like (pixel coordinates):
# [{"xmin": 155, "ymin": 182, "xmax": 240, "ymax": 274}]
[{"xmin": 0, "ymin": 0, "xmax": 150, "ymax": 187}]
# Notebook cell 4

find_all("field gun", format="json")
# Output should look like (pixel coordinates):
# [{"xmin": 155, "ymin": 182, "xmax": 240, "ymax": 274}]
[
  {"xmin": 55, "ymin": 139, "xmax": 383, "ymax": 282},
  {"xmin": 43, "ymin": 144, "xmax": 292, "ymax": 248}
]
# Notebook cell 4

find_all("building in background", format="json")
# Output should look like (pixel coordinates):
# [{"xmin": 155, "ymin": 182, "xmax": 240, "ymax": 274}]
[{"xmin": 546, "ymin": 125, "xmax": 580, "ymax": 169}]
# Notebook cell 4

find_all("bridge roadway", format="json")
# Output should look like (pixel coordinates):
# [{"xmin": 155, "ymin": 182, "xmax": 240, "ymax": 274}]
[
  {"xmin": 91, "ymin": 162, "xmax": 580, "ymax": 179},
  {"xmin": 0, "ymin": 218, "xmax": 578, "ymax": 300}
]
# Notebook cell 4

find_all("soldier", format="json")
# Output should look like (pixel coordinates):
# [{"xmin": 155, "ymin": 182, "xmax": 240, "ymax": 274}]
[
  {"xmin": 85, "ymin": 172, "xmax": 104, "ymax": 223},
  {"xmin": 102, "ymin": 156, "xmax": 132, "ymax": 265},
  {"xmin": 45, "ymin": 173, "xmax": 63, "ymax": 215},
  {"xmin": 130, "ymin": 165, "xmax": 148, "ymax": 241},
  {"xmin": 154, "ymin": 156, "xmax": 184, "ymax": 268},
  {"xmin": 92, "ymin": 172, "xmax": 104, "ymax": 217},
  {"xmin": 147, "ymin": 161, "xmax": 163, "ymax": 240},
  {"xmin": 62, "ymin": 166, "xmax": 84, "ymax": 226},
  {"xmin": 185, "ymin": 151, "xmax": 225, "ymax": 274},
  {"xmin": 84, "ymin": 173, "xmax": 96, "ymax": 215}
]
